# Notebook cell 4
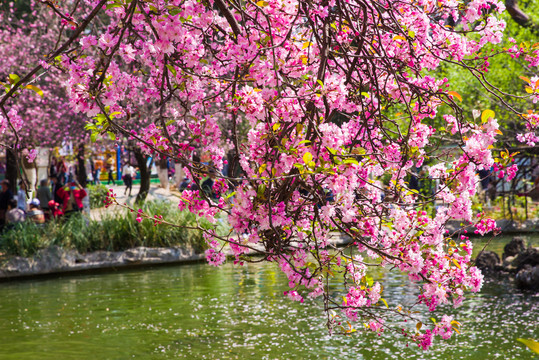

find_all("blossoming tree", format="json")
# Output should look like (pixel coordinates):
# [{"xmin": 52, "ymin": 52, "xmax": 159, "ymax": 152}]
[
  {"xmin": 2, "ymin": 0, "xmax": 538, "ymax": 350},
  {"xmin": 0, "ymin": 0, "xmax": 90, "ymax": 190}
]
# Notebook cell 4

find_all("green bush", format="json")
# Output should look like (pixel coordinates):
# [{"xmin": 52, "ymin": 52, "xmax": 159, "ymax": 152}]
[
  {"xmin": 87, "ymin": 183, "xmax": 109, "ymax": 208},
  {"xmin": 0, "ymin": 200, "xmax": 228, "ymax": 257},
  {"xmin": 0, "ymin": 223, "xmax": 43, "ymax": 257}
]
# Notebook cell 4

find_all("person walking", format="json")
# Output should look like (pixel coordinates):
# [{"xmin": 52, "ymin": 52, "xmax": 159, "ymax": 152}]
[
  {"xmin": 105, "ymin": 154, "xmax": 115, "ymax": 185},
  {"xmin": 122, "ymin": 162, "xmax": 135, "ymax": 196},
  {"xmin": 94, "ymin": 156, "xmax": 103, "ymax": 184}
]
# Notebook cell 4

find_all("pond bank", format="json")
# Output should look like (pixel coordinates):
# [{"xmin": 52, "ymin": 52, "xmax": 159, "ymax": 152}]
[
  {"xmin": 446, "ymin": 218, "xmax": 539, "ymax": 234},
  {"xmin": 0, "ymin": 233, "xmax": 354, "ymax": 281},
  {"xmin": 475, "ymin": 236, "xmax": 539, "ymax": 290},
  {"xmin": 1, "ymin": 225, "xmax": 537, "ymax": 281},
  {"xmin": 0, "ymin": 246, "xmax": 205, "ymax": 281}
]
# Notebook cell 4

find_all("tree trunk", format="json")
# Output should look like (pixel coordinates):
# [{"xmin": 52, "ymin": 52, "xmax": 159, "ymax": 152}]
[
  {"xmin": 5, "ymin": 148, "xmax": 17, "ymax": 193},
  {"xmin": 157, "ymin": 157, "xmax": 169, "ymax": 190},
  {"xmin": 134, "ymin": 148, "xmax": 150, "ymax": 204},
  {"xmin": 505, "ymin": 0, "xmax": 539, "ymax": 32},
  {"xmin": 76, "ymin": 143, "xmax": 87, "ymax": 187}
]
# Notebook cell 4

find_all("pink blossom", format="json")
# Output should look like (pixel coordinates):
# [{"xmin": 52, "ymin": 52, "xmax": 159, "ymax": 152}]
[{"xmin": 26, "ymin": 149, "xmax": 38, "ymax": 163}]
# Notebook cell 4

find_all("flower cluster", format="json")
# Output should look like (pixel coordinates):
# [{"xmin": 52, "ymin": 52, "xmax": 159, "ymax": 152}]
[{"xmin": 103, "ymin": 189, "xmax": 117, "ymax": 208}]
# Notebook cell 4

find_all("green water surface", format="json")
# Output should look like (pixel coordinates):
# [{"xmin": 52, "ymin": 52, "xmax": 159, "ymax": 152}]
[{"xmin": 0, "ymin": 236, "xmax": 537, "ymax": 359}]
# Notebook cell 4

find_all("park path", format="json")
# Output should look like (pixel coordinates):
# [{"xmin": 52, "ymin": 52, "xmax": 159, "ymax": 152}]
[{"xmin": 88, "ymin": 183, "xmax": 182, "ymax": 221}]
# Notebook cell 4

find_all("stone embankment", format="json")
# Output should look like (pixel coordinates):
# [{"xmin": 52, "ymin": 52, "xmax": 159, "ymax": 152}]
[
  {"xmin": 475, "ymin": 237, "xmax": 539, "ymax": 291},
  {"xmin": 446, "ymin": 219, "xmax": 539, "ymax": 234},
  {"xmin": 1, "ymin": 231, "xmax": 537, "ymax": 287},
  {"xmin": 0, "ymin": 233, "xmax": 353, "ymax": 280},
  {"xmin": 0, "ymin": 246, "xmax": 204, "ymax": 280}
]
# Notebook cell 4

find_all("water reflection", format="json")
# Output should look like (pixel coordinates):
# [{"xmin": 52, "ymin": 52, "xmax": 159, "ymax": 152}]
[{"xmin": 0, "ymin": 237, "xmax": 537, "ymax": 359}]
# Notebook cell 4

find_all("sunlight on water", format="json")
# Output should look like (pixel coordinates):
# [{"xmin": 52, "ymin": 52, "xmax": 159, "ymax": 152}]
[{"xmin": 0, "ymin": 235, "xmax": 537, "ymax": 359}]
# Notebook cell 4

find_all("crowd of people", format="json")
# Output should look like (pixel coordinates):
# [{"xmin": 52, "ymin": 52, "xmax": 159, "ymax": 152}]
[
  {"xmin": 0, "ymin": 148, "xmax": 228, "ymax": 231},
  {"xmin": 0, "ymin": 175, "xmax": 87, "ymax": 230}
]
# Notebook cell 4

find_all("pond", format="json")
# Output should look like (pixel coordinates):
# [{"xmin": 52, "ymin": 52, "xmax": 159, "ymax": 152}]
[{"xmin": 0, "ymin": 236, "xmax": 537, "ymax": 359}]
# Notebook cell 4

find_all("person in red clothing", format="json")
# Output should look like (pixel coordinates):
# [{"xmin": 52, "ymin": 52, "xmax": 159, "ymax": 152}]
[
  {"xmin": 56, "ymin": 181, "xmax": 87, "ymax": 216},
  {"xmin": 47, "ymin": 200, "xmax": 63, "ymax": 220}
]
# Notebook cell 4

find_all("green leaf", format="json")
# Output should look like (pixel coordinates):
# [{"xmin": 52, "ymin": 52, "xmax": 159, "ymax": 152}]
[
  {"xmin": 316, "ymin": 79, "xmax": 324, "ymax": 88},
  {"xmin": 8, "ymin": 74, "xmax": 20, "ymax": 85},
  {"xmin": 90, "ymin": 132, "xmax": 98, "ymax": 142},
  {"xmin": 481, "ymin": 109, "xmax": 495, "ymax": 123},
  {"xmin": 343, "ymin": 158, "xmax": 359, "ymax": 165},
  {"xmin": 107, "ymin": 131, "xmax": 116, "ymax": 141},
  {"xmin": 106, "ymin": 2, "xmax": 123, "ymax": 9},
  {"xmin": 95, "ymin": 113, "xmax": 107, "ymax": 125},
  {"xmin": 257, "ymin": 184, "xmax": 266, "ymax": 198},
  {"xmin": 352, "ymin": 147, "xmax": 366, "ymax": 155},
  {"xmin": 166, "ymin": 64, "xmax": 177, "ymax": 77},
  {"xmin": 303, "ymin": 152, "xmax": 313, "ymax": 164},
  {"xmin": 365, "ymin": 275, "xmax": 374, "ymax": 287},
  {"xmin": 25, "ymin": 84, "xmax": 43, "ymax": 97},
  {"xmin": 517, "ymin": 338, "xmax": 539, "ymax": 354}
]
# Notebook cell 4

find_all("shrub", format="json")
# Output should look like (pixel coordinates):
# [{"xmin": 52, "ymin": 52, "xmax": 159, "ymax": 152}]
[
  {"xmin": 87, "ymin": 183, "xmax": 109, "ymax": 208},
  {"xmin": 0, "ymin": 200, "xmax": 228, "ymax": 257}
]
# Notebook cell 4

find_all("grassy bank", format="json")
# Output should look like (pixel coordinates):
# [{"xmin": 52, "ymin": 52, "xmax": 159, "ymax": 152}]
[{"xmin": 0, "ymin": 201, "xmax": 227, "ymax": 257}]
